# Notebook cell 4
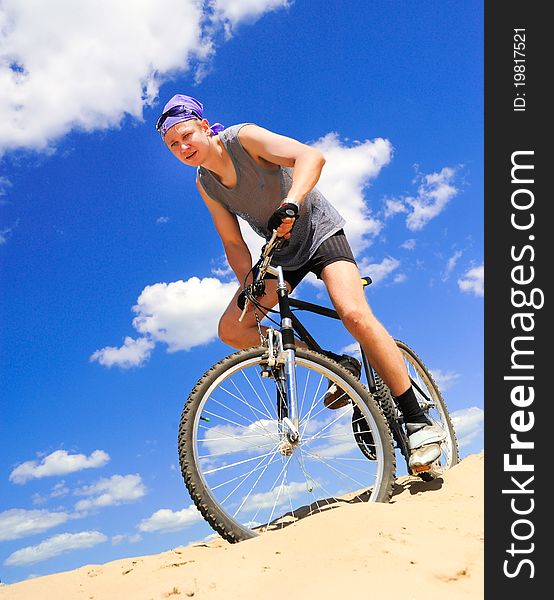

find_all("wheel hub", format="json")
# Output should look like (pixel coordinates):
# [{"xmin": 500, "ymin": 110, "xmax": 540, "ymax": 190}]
[{"xmin": 278, "ymin": 439, "xmax": 295, "ymax": 456}]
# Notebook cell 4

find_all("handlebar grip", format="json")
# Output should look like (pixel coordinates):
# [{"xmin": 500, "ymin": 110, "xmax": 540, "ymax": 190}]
[{"xmin": 267, "ymin": 202, "xmax": 299, "ymax": 232}]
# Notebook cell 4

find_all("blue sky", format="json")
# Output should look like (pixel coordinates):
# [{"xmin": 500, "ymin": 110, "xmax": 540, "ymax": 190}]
[{"xmin": 0, "ymin": 0, "xmax": 483, "ymax": 584}]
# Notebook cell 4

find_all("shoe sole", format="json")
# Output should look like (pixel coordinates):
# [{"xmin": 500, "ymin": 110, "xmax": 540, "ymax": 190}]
[
  {"xmin": 409, "ymin": 442, "xmax": 442, "ymax": 468},
  {"xmin": 323, "ymin": 358, "xmax": 361, "ymax": 410},
  {"xmin": 323, "ymin": 384, "xmax": 351, "ymax": 409}
]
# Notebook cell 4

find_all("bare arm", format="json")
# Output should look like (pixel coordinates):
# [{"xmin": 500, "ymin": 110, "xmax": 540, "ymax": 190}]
[
  {"xmin": 237, "ymin": 124, "xmax": 326, "ymax": 203},
  {"xmin": 196, "ymin": 179, "xmax": 253, "ymax": 284}
]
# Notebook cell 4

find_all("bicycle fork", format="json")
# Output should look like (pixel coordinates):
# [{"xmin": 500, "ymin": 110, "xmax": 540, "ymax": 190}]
[
  {"xmin": 266, "ymin": 327, "xmax": 300, "ymax": 450},
  {"xmin": 265, "ymin": 264, "xmax": 301, "ymax": 449}
]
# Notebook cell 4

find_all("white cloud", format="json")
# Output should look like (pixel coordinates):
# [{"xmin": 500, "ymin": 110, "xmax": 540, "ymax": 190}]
[
  {"xmin": 0, "ymin": 219, "xmax": 18, "ymax": 245},
  {"xmin": 210, "ymin": 255, "xmax": 235, "ymax": 279},
  {"xmin": 212, "ymin": 0, "xmax": 290, "ymax": 29},
  {"xmin": 4, "ymin": 531, "xmax": 107, "ymax": 566},
  {"xmin": 50, "ymin": 481, "xmax": 70, "ymax": 498},
  {"xmin": 111, "ymin": 533, "xmax": 142, "ymax": 545},
  {"xmin": 132, "ymin": 277, "xmax": 237, "ymax": 351},
  {"xmin": 90, "ymin": 336, "xmax": 154, "ymax": 369},
  {"xmin": 442, "ymin": 250, "xmax": 463, "ymax": 281},
  {"xmin": 74, "ymin": 474, "xmax": 146, "ymax": 511},
  {"xmin": 339, "ymin": 342, "xmax": 362, "ymax": 362},
  {"xmin": 32, "ymin": 481, "xmax": 69, "ymax": 505},
  {"xmin": 356, "ymin": 256, "xmax": 400, "ymax": 286},
  {"xmin": 9, "ymin": 449, "xmax": 110, "ymax": 484},
  {"xmin": 0, "ymin": 0, "xmax": 289, "ymax": 155},
  {"xmin": 400, "ymin": 239, "xmax": 416, "ymax": 250},
  {"xmin": 451, "ymin": 406, "xmax": 484, "ymax": 450},
  {"xmin": 405, "ymin": 167, "xmax": 458, "ymax": 231},
  {"xmin": 429, "ymin": 369, "xmax": 460, "ymax": 392},
  {"xmin": 383, "ymin": 198, "xmax": 407, "ymax": 218},
  {"xmin": 302, "ymin": 413, "xmax": 360, "ymax": 459},
  {"xmin": 156, "ymin": 216, "xmax": 170, "ymax": 224},
  {"xmin": 384, "ymin": 167, "xmax": 458, "ymax": 231},
  {"xmin": 458, "ymin": 264, "xmax": 484, "ymax": 297},
  {"xmin": 242, "ymin": 480, "xmax": 306, "ymax": 511},
  {"xmin": 138, "ymin": 506, "xmax": 203, "ymax": 533},
  {"xmin": 312, "ymin": 133, "xmax": 393, "ymax": 255},
  {"xmin": 0, "ymin": 226, "xmax": 12, "ymax": 245},
  {"xmin": 0, "ymin": 176, "xmax": 12, "ymax": 196},
  {"xmin": 0, "ymin": 509, "xmax": 70, "ymax": 542},
  {"xmin": 91, "ymin": 277, "xmax": 237, "ymax": 368},
  {"xmin": 201, "ymin": 419, "xmax": 278, "ymax": 458}
]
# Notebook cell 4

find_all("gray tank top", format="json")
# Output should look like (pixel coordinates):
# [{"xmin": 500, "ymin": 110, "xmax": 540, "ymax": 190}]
[{"xmin": 197, "ymin": 123, "xmax": 346, "ymax": 270}]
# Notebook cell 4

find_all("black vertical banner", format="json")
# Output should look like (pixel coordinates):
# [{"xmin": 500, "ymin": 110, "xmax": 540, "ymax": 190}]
[{"xmin": 485, "ymin": 2, "xmax": 549, "ymax": 597}]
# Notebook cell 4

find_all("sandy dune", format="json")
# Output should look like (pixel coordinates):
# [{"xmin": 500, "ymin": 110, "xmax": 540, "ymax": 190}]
[{"xmin": 0, "ymin": 453, "xmax": 484, "ymax": 600}]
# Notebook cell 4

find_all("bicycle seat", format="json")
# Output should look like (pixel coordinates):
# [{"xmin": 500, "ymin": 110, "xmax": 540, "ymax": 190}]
[{"xmin": 361, "ymin": 276, "xmax": 373, "ymax": 287}]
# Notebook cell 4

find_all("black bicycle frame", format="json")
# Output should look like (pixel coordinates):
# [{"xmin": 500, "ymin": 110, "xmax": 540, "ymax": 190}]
[
  {"xmin": 267, "ymin": 261, "xmax": 414, "ymax": 465},
  {"xmin": 274, "ymin": 287, "xmax": 378, "ymax": 394}
]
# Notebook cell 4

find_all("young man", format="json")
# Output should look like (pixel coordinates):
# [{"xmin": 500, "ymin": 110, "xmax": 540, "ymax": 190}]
[{"xmin": 157, "ymin": 94, "xmax": 446, "ymax": 468}]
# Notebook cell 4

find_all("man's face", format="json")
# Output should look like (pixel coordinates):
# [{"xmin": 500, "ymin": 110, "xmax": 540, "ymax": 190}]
[{"xmin": 164, "ymin": 120, "xmax": 210, "ymax": 166}]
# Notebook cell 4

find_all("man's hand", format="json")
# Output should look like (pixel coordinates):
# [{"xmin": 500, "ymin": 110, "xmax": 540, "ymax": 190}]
[
  {"xmin": 276, "ymin": 216, "xmax": 295, "ymax": 239},
  {"xmin": 267, "ymin": 202, "xmax": 299, "ymax": 239}
]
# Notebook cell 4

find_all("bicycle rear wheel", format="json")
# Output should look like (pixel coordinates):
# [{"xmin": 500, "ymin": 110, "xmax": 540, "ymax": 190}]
[
  {"xmin": 178, "ymin": 347, "xmax": 396, "ymax": 543},
  {"xmin": 396, "ymin": 340, "xmax": 459, "ymax": 472}
]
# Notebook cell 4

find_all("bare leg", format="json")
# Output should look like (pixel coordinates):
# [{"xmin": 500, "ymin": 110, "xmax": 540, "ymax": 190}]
[{"xmin": 320, "ymin": 261, "xmax": 410, "ymax": 397}]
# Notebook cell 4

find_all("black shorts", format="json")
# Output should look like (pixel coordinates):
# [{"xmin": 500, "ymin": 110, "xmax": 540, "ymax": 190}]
[{"xmin": 267, "ymin": 229, "xmax": 357, "ymax": 291}]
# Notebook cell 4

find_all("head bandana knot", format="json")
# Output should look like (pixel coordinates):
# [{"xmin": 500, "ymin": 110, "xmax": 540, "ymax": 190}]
[{"xmin": 156, "ymin": 94, "xmax": 224, "ymax": 138}]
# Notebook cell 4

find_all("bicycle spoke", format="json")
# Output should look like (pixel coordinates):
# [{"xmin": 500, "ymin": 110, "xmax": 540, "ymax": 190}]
[
  {"xmin": 293, "ymin": 453, "xmax": 349, "ymax": 506},
  {"xmin": 210, "ymin": 450, "xmax": 282, "ymax": 492},
  {"xmin": 181, "ymin": 348, "xmax": 394, "ymax": 543},
  {"xmin": 236, "ymin": 452, "xmax": 294, "ymax": 523},
  {"xmin": 298, "ymin": 368, "xmax": 311, "ymax": 419},
  {"xmin": 299, "ymin": 389, "xmax": 349, "ymax": 431},
  {"xmin": 221, "ymin": 445, "xmax": 281, "ymax": 506},
  {"xmin": 198, "ymin": 440, "xmax": 276, "ymax": 461},
  {"xmin": 300, "ymin": 407, "xmax": 353, "ymax": 446},
  {"xmin": 205, "ymin": 394, "xmax": 269, "ymax": 429},
  {"xmin": 228, "ymin": 379, "xmax": 276, "ymax": 438},
  {"xmin": 199, "ymin": 410, "xmax": 272, "ymax": 436},
  {"xmin": 241, "ymin": 369, "xmax": 275, "ymax": 421},
  {"xmin": 299, "ymin": 445, "xmax": 373, "ymax": 486},
  {"xmin": 264, "ymin": 469, "xmax": 289, "ymax": 530},
  {"xmin": 298, "ymin": 373, "xmax": 327, "ymax": 438},
  {"xmin": 203, "ymin": 449, "xmax": 277, "ymax": 476}
]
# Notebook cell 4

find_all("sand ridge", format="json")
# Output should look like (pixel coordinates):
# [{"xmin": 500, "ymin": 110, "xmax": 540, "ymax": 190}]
[{"xmin": 0, "ymin": 453, "xmax": 484, "ymax": 600}]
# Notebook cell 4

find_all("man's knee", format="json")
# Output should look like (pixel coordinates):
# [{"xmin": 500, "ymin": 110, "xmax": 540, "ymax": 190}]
[
  {"xmin": 218, "ymin": 314, "xmax": 237, "ymax": 346},
  {"xmin": 339, "ymin": 304, "xmax": 374, "ymax": 334},
  {"xmin": 218, "ymin": 313, "xmax": 249, "ymax": 348}
]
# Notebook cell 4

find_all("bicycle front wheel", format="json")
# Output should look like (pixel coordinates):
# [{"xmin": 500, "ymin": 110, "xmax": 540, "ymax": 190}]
[{"xmin": 178, "ymin": 347, "xmax": 396, "ymax": 543}]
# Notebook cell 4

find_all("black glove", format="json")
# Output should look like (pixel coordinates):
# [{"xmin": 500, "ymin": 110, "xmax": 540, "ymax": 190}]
[{"xmin": 267, "ymin": 202, "xmax": 299, "ymax": 233}]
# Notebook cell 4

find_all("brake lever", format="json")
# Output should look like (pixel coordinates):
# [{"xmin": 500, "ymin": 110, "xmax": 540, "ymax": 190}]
[
  {"xmin": 237, "ymin": 231, "xmax": 285, "ymax": 323},
  {"xmin": 238, "ymin": 298, "xmax": 250, "ymax": 322}
]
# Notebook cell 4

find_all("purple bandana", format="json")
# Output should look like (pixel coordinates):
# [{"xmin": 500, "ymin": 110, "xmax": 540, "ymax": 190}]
[{"xmin": 156, "ymin": 94, "xmax": 225, "ymax": 138}]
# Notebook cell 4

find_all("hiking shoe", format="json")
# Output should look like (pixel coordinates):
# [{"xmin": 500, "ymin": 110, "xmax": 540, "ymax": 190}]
[
  {"xmin": 406, "ymin": 422, "xmax": 447, "ymax": 468},
  {"xmin": 323, "ymin": 355, "xmax": 362, "ymax": 409}
]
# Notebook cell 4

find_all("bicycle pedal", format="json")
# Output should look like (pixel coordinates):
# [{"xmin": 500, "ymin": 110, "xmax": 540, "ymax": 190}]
[
  {"xmin": 411, "ymin": 463, "xmax": 432, "ymax": 473},
  {"xmin": 259, "ymin": 366, "xmax": 275, "ymax": 378}
]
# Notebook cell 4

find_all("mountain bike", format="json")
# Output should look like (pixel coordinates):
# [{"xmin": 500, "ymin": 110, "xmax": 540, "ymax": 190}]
[{"xmin": 178, "ymin": 232, "xmax": 459, "ymax": 543}]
